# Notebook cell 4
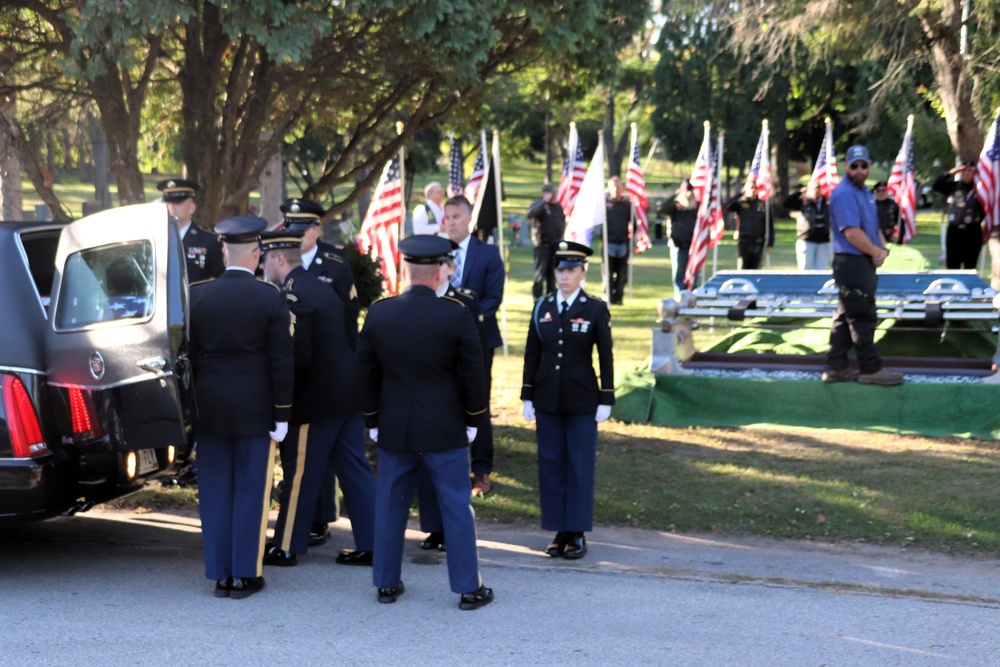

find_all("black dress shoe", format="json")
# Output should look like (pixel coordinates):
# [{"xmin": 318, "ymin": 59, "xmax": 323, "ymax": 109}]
[
  {"xmin": 309, "ymin": 523, "xmax": 330, "ymax": 547},
  {"xmin": 335, "ymin": 549, "xmax": 374, "ymax": 566},
  {"xmin": 545, "ymin": 531, "xmax": 568, "ymax": 557},
  {"xmin": 262, "ymin": 546, "xmax": 298, "ymax": 567},
  {"xmin": 420, "ymin": 531, "xmax": 445, "ymax": 551},
  {"xmin": 459, "ymin": 585, "xmax": 494, "ymax": 610},
  {"xmin": 562, "ymin": 532, "xmax": 587, "ymax": 560},
  {"xmin": 214, "ymin": 577, "xmax": 233, "ymax": 598},
  {"xmin": 230, "ymin": 576, "xmax": 265, "ymax": 599},
  {"xmin": 377, "ymin": 582, "xmax": 405, "ymax": 604}
]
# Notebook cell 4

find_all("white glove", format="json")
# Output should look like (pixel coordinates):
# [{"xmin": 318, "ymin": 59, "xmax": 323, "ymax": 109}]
[
  {"xmin": 522, "ymin": 400, "xmax": 535, "ymax": 422},
  {"xmin": 369, "ymin": 428, "xmax": 379, "ymax": 443},
  {"xmin": 466, "ymin": 426, "xmax": 478, "ymax": 443},
  {"xmin": 595, "ymin": 405, "xmax": 612, "ymax": 423},
  {"xmin": 269, "ymin": 422, "xmax": 288, "ymax": 443}
]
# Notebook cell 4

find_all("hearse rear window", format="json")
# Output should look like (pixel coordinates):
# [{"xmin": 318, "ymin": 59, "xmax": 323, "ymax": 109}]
[{"xmin": 54, "ymin": 241, "xmax": 154, "ymax": 330}]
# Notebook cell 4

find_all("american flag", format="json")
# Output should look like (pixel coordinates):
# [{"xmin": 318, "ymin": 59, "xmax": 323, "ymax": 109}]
[
  {"xmin": 746, "ymin": 121, "xmax": 771, "ymax": 200},
  {"xmin": 358, "ymin": 155, "xmax": 403, "ymax": 295},
  {"xmin": 686, "ymin": 146, "xmax": 722, "ymax": 289},
  {"xmin": 448, "ymin": 133, "xmax": 464, "ymax": 197},
  {"xmin": 626, "ymin": 124, "xmax": 652, "ymax": 254},
  {"xmin": 557, "ymin": 123, "xmax": 587, "ymax": 216},
  {"xmin": 811, "ymin": 119, "xmax": 840, "ymax": 198},
  {"xmin": 886, "ymin": 115, "xmax": 917, "ymax": 243},
  {"xmin": 709, "ymin": 134, "xmax": 726, "ymax": 246},
  {"xmin": 690, "ymin": 121, "xmax": 712, "ymax": 203},
  {"xmin": 464, "ymin": 133, "xmax": 486, "ymax": 201},
  {"xmin": 976, "ymin": 108, "xmax": 1000, "ymax": 240}
]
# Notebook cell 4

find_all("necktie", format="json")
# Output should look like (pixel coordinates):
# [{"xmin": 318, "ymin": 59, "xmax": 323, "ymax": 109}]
[
  {"xmin": 451, "ymin": 251, "xmax": 463, "ymax": 287},
  {"xmin": 560, "ymin": 300, "xmax": 569, "ymax": 320}
]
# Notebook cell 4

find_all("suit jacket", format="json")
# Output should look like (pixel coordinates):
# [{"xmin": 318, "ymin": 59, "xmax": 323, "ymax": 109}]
[
  {"xmin": 521, "ymin": 289, "xmax": 615, "ymax": 414},
  {"xmin": 459, "ymin": 236, "xmax": 504, "ymax": 350},
  {"xmin": 356, "ymin": 285, "xmax": 486, "ymax": 452},
  {"xmin": 189, "ymin": 270, "xmax": 295, "ymax": 437},
  {"xmin": 307, "ymin": 240, "xmax": 360, "ymax": 349},
  {"xmin": 183, "ymin": 224, "xmax": 225, "ymax": 283},
  {"xmin": 281, "ymin": 266, "xmax": 357, "ymax": 423}
]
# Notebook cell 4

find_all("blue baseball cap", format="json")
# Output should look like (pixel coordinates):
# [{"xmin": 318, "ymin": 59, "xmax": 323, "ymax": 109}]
[{"xmin": 845, "ymin": 145, "xmax": 871, "ymax": 166}]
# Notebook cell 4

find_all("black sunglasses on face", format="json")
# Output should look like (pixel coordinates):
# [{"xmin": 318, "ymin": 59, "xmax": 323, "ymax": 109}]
[{"xmin": 848, "ymin": 162, "xmax": 869, "ymax": 171}]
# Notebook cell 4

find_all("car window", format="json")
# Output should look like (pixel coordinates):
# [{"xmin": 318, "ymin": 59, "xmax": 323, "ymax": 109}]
[{"xmin": 54, "ymin": 241, "xmax": 154, "ymax": 330}]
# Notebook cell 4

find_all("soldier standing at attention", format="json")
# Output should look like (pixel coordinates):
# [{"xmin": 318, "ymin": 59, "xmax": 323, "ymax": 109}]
[
  {"xmin": 521, "ymin": 241, "xmax": 615, "ymax": 560},
  {"xmin": 157, "ymin": 179, "xmax": 225, "ymax": 282},
  {"xmin": 188, "ymin": 216, "xmax": 294, "ymax": 599},
  {"xmin": 932, "ymin": 162, "xmax": 985, "ymax": 269},
  {"xmin": 357, "ymin": 234, "xmax": 494, "ymax": 610}
]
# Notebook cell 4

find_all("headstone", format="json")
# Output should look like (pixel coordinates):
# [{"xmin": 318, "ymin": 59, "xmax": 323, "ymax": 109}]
[{"xmin": 35, "ymin": 204, "xmax": 51, "ymax": 221}]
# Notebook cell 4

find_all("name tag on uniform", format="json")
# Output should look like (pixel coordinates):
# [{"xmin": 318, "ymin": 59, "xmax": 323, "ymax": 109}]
[{"xmin": 570, "ymin": 318, "xmax": 591, "ymax": 333}]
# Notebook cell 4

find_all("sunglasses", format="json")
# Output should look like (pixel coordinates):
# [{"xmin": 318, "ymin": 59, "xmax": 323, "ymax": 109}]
[{"xmin": 848, "ymin": 162, "xmax": 869, "ymax": 171}]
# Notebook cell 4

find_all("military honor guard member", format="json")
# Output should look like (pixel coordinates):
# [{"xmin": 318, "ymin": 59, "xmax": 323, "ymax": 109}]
[
  {"xmin": 188, "ymin": 216, "xmax": 294, "ymax": 599},
  {"xmin": 280, "ymin": 197, "xmax": 364, "ymax": 547},
  {"xmin": 258, "ymin": 230, "xmax": 376, "ymax": 567},
  {"xmin": 356, "ymin": 234, "xmax": 494, "ymax": 610},
  {"xmin": 932, "ymin": 162, "xmax": 986, "ymax": 269},
  {"xmin": 157, "ymin": 179, "xmax": 225, "ymax": 283},
  {"xmin": 521, "ymin": 241, "xmax": 615, "ymax": 560}
]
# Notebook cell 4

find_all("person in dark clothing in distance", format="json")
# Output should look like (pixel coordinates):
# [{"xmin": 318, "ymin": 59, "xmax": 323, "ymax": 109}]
[{"xmin": 604, "ymin": 176, "xmax": 631, "ymax": 305}]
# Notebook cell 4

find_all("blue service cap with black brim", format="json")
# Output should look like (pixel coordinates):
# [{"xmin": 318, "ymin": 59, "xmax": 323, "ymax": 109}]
[
  {"xmin": 399, "ymin": 235, "xmax": 455, "ymax": 265},
  {"xmin": 215, "ymin": 215, "xmax": 268, "ymax": 244},
  {"xmin": 157, "ymin": 178, "xmax": 199, "ymax": 202},
  {"xmin": 280, "ymin": 198, "xmax": 324, "ymax": 229},
  {"xmin": 260, "ymin": 229, "xmax": 304, "ymax": 253},
  {"xmin": 551, "ymin": 240, "xmax": 593, "ymax": 269}
]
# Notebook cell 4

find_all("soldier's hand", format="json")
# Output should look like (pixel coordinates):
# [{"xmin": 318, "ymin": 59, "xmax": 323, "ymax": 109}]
[
  {"xmin": 369, "ymin": 428, "xmax": 379, "ymax": 443},
  {"xmin": 466, "ymin": 426, "xmax": 478, "ymax": 443},
  {"xmin": 269, "ymin": 422, "xmax": 288, "ymax": 443},
  {"xmin": 595, "ymin": 405, "xmax": 612, "ymax": 423},
  {"xmin": 522, "ymin": 400, "xmax": 535, "ymax": 422}
]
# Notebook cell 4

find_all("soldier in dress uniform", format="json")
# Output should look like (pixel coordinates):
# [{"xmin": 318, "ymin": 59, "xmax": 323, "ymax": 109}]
[
  {"xmin": 280, "ymin": 197, "xmax": 363, "ymax": 547},
  {"xmin": 356, "ymin": 234, "xmax": 494, "ymax": 610},
  {"xmin": 932, "ymin": 162, "xmax": 985, "ymax": 269},
  {"xmin": 188, "ymin": 216, "xmax": 294, "ymax": 599},
  {"xmin": 157, "ymin": 179, "xmax": 225, "ymax": 283},
  {"xmin": 415, "ymin": 241, "xmax": 484, "ymax": 552},
  {"xmin": 521, "ymin": 241, "xmax": 615, "ymax": 560}
]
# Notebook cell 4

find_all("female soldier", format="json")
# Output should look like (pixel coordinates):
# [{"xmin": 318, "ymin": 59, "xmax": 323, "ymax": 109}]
[{"xmin": 520, "ymin": 241, "xmax": 615, "ymax": 559}]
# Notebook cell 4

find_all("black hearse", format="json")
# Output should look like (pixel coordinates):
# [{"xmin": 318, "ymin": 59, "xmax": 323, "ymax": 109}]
[{"xmin": 0, "ymin": 203, "xmax": 192, "ymax": 524}]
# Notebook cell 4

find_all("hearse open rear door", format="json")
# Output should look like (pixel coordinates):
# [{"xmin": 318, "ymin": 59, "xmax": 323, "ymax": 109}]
[{"xmin": 46, "ymin": 203, "xmax": 189, "ymax": 452}]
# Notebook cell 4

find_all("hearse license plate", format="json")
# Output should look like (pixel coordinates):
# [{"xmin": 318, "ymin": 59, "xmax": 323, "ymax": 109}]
[{"xmin": 137, "ymin": 449, "xmax": 159, "ymax": 475}]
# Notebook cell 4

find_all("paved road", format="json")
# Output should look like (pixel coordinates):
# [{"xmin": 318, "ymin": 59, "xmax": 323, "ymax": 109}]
[{"xmin": 1, "ymin": 508, "xmax": 998, "ymax": 666}]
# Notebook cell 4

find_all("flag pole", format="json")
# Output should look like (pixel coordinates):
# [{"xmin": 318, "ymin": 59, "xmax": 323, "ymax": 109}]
[
  {"xmin": 711, "ymin": 131, "xmax": 724, "ymax": 278},
  {"xmin": 492, "ymin": 130, "xmax": 509, "ymax": 356},
  {"xmin": 395, "ymin": 121, "xmax": 406, "ymax": 291},
  {"xmin": 628, "ymin": 123, "xmax": 637, "ymax": 301},
  {"xmin": 762, "ymin": 119, "xmax": 771, "ymax": 268},
  {"xmin": 597, "ymin": 131, "xmax": 611, "ymax": 303}
]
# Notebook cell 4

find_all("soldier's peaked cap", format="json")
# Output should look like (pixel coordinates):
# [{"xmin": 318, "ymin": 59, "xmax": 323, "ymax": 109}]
[
  {"xmin": 399, "ymin": 235, "xmax": 454, "ymax": 264},
  {"xmin": 552, "ymin": 240, "xmax": 592, "ymax": 269},
  {"xmin": 280, "ymin": 198, "xmax": 325, "ymax": 224},
  {"xmin": 260, "ymin": 229, "xmax": 304, "ymax": 252},
  {"xmin": 156, "ymin": 178, "xmax": 198, "ymax": 202},
  {"xmin": 215, "ymin": 215, "xmax": 267, "ymax": 244}
]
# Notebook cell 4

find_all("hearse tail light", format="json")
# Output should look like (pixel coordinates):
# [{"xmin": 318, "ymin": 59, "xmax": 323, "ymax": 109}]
[
  {"xmin": 2, "ymin": 375, "xmax": 48, "ymax": 458},
  {"xmin": 68, "ymin": 387, "xmax": 104, "ymax": 440}
]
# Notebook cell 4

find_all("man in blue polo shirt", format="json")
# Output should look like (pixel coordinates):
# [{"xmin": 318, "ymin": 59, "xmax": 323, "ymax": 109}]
[{"xmin": 823, "ymin": 145, "xmax": 904, "ymax": 386}]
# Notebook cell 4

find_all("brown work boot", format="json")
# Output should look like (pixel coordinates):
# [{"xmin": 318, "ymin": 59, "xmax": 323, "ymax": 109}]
[
  {"xmin": 821, "ymin": 368, "xmax": 860, "ymax": 383},
  {"xmin": 471, "ymin": 473, "xmax": 492, "ymax": 497},
  {"xmin": 857, "ymin": 368, "xmax": 904, "ymax": 386}
]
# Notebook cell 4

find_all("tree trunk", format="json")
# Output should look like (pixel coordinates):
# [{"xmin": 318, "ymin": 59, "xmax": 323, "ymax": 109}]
[
  {"xmin": 1, "ymin": 88, "xmax": 23, "ymax": 221},
  {"xmin": 919, "ymin": 4, "xmax": 983, "ymax": 161}
]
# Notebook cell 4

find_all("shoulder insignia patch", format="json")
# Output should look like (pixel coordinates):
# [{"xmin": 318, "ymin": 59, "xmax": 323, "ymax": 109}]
[
  {"xmin": 350, "ymin": 285, "xmax": 358, "ymax": 300},
  {"xmin": 285, "ymin": 293, "xmax": 299, "ymax": 303},
  {"xmin": 289, "ymin": 311, "xmax": 296, "ymax": 336}
]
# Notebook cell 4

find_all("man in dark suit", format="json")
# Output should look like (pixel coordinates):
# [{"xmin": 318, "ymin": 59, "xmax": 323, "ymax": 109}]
[
  {"xmin": 356, "ymin": 234, "xmax": 494, "ymax": 610},
  {"xmin": 441, "ymin": 195, "xmax": 504, "ymax": 498},
  {"xmin": 157, "ymin": 179, "xmax": 225, "ymax": 283},
  {"xmin": 258, "ymin": 230, "xmax": 376, "ymax": 568},
  {"xmin": 280, "ymin": 197, "xmax": 362, "ymax": 546},
  {"xmin": 188, "ymin": 216, "xmax": 294, "ymax": 599}
]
